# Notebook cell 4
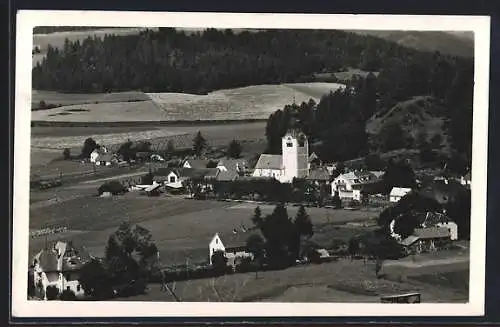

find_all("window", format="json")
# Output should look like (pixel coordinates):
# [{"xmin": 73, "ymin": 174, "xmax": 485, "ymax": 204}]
[
  {"xmin": 169, "ymin": 176, "xmax": 176, "ymax": 183},
  {"xmin": 215, "ymin": 239, "xmax": 218, "ymax": 244},
  {"xmin": 286, "ymin": 142, "xmax": 293, "ymax": 147},
  {"xmin": 77, "ymin": 284, "xmax": 81, "ymax": 292}
]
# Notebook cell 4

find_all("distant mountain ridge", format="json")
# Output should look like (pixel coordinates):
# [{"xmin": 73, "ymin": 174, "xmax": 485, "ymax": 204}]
[{"xmin": 348, "ymin": 30, "xmax": 474, "ymax": 58}]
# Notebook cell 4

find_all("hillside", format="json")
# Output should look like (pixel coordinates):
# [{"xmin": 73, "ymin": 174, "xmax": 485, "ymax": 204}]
[
  {"xmin": 349, "ymin": 30, "xmax": 474, "ymax": 58},
  {"xmin": 366, "ymin": 96, "xmax": 451, "ymax": 152}
]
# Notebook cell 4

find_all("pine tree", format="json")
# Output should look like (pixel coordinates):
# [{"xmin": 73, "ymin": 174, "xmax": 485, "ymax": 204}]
[
  {"xmin": 294, "ymin": 205, "xmax": 313, "ymax": 238},
  {"xmin": 227, "ymin": 139, "xmax": 242, "ymax": 159},
  {"xmin": 192, "ymin": 131, "xmax": 207, "ymax": 157},
  {"xmin": 251, "ymin": 206, "xmax": 263, "ymax": 227}
]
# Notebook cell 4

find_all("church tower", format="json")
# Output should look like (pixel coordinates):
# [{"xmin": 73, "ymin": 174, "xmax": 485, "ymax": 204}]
[{"xmin": 281, "ymin": 129, "xmax": 309, "ymax": 183}]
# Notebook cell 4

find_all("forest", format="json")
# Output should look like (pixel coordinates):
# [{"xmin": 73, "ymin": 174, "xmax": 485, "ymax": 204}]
[{"xmin": 32, "ymin": 28, "xmax": 474, "ymax": 166}]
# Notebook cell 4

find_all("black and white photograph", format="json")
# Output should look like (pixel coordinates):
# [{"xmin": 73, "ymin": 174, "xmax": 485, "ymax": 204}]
[{"xmin": 12, "ymin": 11, "xmax": 490, "ymax": 318}]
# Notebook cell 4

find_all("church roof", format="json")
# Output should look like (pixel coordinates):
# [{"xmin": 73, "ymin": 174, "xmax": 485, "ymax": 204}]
[{"xmin": 254, "ymin": 154, "xmax": 282, "ymax": 170}]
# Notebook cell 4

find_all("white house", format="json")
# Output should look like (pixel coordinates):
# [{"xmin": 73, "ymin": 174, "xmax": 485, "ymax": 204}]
[
  {"xmin": 460, "ymin": 172, "xmax": 471, "ymax": 187},
  {"xmin": 208, "ymin": 232, "xmax": 255, "ymax": 266},
  {"xmin": 389, "ymin": 187, "xmax": 412, "ymax": 203},
  {"xmin": 253, "ymin": 129, "xmax": 309, "ymax": 183},
  {"xmin": 331, "ymin": 171, "xmax": 384, "ymax": 199},
  {"xmin": 32, "ymin": 241, "xmax": 92, "ymax": 300}
]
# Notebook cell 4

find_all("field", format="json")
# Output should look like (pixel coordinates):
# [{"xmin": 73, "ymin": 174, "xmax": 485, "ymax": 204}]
[
  {"xmin": 32, "ymin": 83, "xmax": 345, "ymax": 122},
  {"xmin": 32, "ymin": 90, "xmax": 150, "ymax": 109},
  {"xmin": 32, "ymin": 28, "xmax": 154, "ymax": 67}
]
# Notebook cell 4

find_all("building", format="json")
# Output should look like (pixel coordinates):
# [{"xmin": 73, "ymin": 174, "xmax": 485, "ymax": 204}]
[
  {"xmin": 216, "ymin": 159, "xmax": 247, "ymax": 174},
  {"xmin": 399, "ymin": 227, "xmax": 452, "ymax": 254},
  {"xmin": 389, "ymin": 187, "xmax": 412, "ymax": 203},
  {"xmin": 331, "ymin": 171, "xmax": 384, "ymax": 199},
  {"xmin": 209, "ymin": 231, "xmax": 259, "ymax": 267},
  {"xmin": 461, "ymin": 171, "xmax": 471, "ymax": 187},
  {"xmin": 253, "ymin": 129, "xmax": 309, "ymax": 183},
  {"xmin": 153, "ymin": 167, "xmax": 218, "ymax": 189},
  {"xmin": 306, "ymin": 167, "xmax": 331, "ymax": 185},
  {"xmin": 32, "ymin": 241, "xmax": 92, "ymax": 300},
  {"xmin": 182, "ymin": 159, "xmax": 211, "ymax": 169},
  {"xmin": 94, "ymin": 153, "xmax": 115, "ymax": 166}
]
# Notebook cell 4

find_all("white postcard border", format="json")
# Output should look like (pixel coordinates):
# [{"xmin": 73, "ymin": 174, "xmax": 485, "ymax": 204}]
[{"xmin": 12, "ymin": 11, "xmax": 490, "ymax": 318}]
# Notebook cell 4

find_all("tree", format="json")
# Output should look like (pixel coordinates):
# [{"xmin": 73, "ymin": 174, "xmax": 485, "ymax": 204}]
[
  {"xmin": 364, "ymin": 153, "xmax": 385, "ymax": 171},
  {"xmin": 63, "ymin": 148, "xmax": 71, "ymax": 160},
  {"xmin": 141, "ymin": 172, "xmax": 154, "ymax": 185},
  {"xmin": 446, "ymin": 187, "xmax": 471, "ymax": 239},
  {"xmin": 227, "ymin": 140, "xmax": 242, "ymax": 159},
  {"xmin": 45, "ymin": 285, "xmax": 60, "ymax": 300},
  {"xmin": 211, "ymin": 250, "xmax": 228, "ymax": 274},
  {"xmin": 166, "ymin": 140, "xmax": 175, "ymax": 155},
  {"xmin": 382, "ymin": 159, "xmax": 417, "ymax": 194},
  {"xmin": 98, "ymin": 181, "xmax": 128, "ymax": 196},
  {"xmin": 294, "ymin": 205, "xmax": 314, "ymax": 238},
  {"xmin": 59, "ymin": 288, "xmax": 77, "ymax": 301},
  {"xmin": 193, "ymin": 131, "xmax": 207, "ymax": 157},
  {"xmin": 259, "ymin": 204, "xmax": 297, "ymax": 263},
  {"xmin": 81, "ymin": 138, "xmax": 98, "ymax": 159},
  {"xmin": 79, "ymin": 259, "xmax": 112, "ymax": 299},
  {"xmin": 117, "ymin": 140, "xmax": 135, "ymax": 162},
  {"xmin": 378, "ymin": 123, "xmax": 408, "ymax": 152},
  {"xmin": 251, "ymin": 206, "xmax": 263, "ymax": 228}
]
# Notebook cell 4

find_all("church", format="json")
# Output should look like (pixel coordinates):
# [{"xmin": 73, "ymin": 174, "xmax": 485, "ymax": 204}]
[{"xmin": 252, "ymin": 129, "xmax": 310, "ymax": 183}]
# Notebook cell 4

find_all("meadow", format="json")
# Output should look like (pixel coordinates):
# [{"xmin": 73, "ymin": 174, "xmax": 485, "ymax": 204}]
[{"xmin": 32, "ymin": 83, "xmax": 344, "ymax": 122}]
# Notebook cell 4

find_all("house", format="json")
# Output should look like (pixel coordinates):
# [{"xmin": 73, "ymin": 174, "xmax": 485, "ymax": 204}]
[
  {"xmin": 208, "ymin": 231, "xmax": 261, "ymax": 267},
  {"xmin": 216, "ymin": 170, "xmax": 239, "ymax": 182},
  {"xmin": 389, "ymin": 187, "xmax": 412, "ymax": 203},
  {"xmin": 331, "ymin": 171, "xmax": 384, "ymax": 199},
  {"xmin": 32, "ymin": 241, "xmax": 92, "ymax": 300},
  {"xmin": 306, "ymin": 167, "xmax": 331, "ymax": 184},
  {"xmin": 253, "ymin": 129, "xmax": 309, "ymax": 183},
  {"xmin": 94, "ymin": 153, "xmax": 115, "ymax": 166},
  {"xmin": 308, "ymin": 152, "xmax": 321, "ymax": 168},
  {"xmin": 182, "ymin": 159, "xmax": 211, "ymax": 169},
  {"xmin": 216, "ymin": 159, "xmax": 247, "ymax": 173},
  {"xmin": 399, "ymin": 227, "xmax": 452, "ymax": 254}
]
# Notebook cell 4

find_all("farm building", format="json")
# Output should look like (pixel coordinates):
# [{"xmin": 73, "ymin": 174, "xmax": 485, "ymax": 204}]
[
  {"xmin": 306, "ymin": 167, "xmax": 331, "ymax": 185},
  {"xmin": 389, "ymin": 187, "xmax": 412, "ymax": 202},
  {"xmin": 94, "ymin": 153, "xmax": 115, "ymax": 166},
  {"xmin": 209, "ymin": 231, "xmax": 259, "ymax": 268},
  {"xmin": 331, "ymin": 171, "xmax": 385, "ymax": 199},
  {"xmin": 399, "ymin": 227, "xmax": 452, "ymax": 254},
  {"xmin": 32, "ymin": 241, "xmax": 93, "ymax": 300}
]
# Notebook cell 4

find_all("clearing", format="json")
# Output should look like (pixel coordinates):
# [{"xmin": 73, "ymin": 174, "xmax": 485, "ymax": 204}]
[{"xmin": 31, "ymin": 83, "xmax": 344, "ymax": 122}]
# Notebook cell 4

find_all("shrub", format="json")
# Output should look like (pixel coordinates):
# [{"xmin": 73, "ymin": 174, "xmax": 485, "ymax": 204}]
[
  {"xmin": 63, "ymin": 148, "xmax": 71, "ymax": 160},
  {"xmin": 98, "ymin": 181, "xmax": 128, "ymax": 196},
  {"xmin": 45, "ymin": 285, "xmax": 60, "ymax": 300},
  {"xmin": 59, "ymin": 288, "xmax": 77, "ymax": 301}
]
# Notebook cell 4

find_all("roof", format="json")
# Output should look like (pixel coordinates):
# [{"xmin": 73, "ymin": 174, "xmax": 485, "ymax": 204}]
[
  {"xmin": 203, "ymin": 168, "xmax": 220, "ymax": 179},
  {"xmin": 35, "ymin": 250, "xmax": 59, "ymax": 272},
  {"xmin": 308, "ymin": 152, "xmax": 320, "ymax": 162},
  {"xmin": 400, "ymin": 235, "xmax": 420, "ymax": 247},
  {"xmin": 335, "ymin": 171, "xmax": 383, "ymax": 185},
  {"xmin": 390, "ymin": 187, "xmax": 412, "ymax": 197},
  {"xmin": 184, "ymin": 159, "xmax": 210, "ymax": 169},
  {"xmin": 306, "ymin": 167, "xmax": 331, "ymax": 181},
  {"xmin": 217, "ymin": 159, "xmax": 247, "ymax": 172},
  {"xmin": 420, "ymin": 211, "xmax": 451, "ymax": 226},
  {"xmin": 213, "ymin": 229, "xmax": 264, "ymax": 249},
  {"xmin": 254, "ymin": 154, "xmax": 282, "ymax": 170},
  {"xmin": 96, "ymin": 153, "xmax": 114, "ymax": 162},
  {"xmin": 463, "ymin": 171, "xmax": 471, "ymax": 180},
  {"xmin": 216, "ymin": 170, "xmax": 239, "ymax": 182},
  {"xmin": 413, "ymin": 227, "xmax": 451, "ymax": 240},
  {"xmin": 155, "ymin": 167, "xmax": 218, "ymax": 179}
]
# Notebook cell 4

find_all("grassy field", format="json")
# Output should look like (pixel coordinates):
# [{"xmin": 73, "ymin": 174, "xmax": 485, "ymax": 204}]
[
  {"xmin": 32, "ymin": 90, "xmax": 150, "ymax": 109},
  {"xmin": 31, "ymin": 83, "xmax": 344, "ymax": 122},
  {"xmin": 29, "ymin": 193, "xmax": 380, "ymax": 264}
]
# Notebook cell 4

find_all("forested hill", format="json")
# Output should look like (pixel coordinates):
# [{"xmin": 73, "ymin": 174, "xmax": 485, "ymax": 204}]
[
  {"xmin": 32, "ymin": 28, "xmax": 472, "ymax": 94},
  {"xmin": 33, "ymin": 26, "xmax": 122, "ymax": 34}
]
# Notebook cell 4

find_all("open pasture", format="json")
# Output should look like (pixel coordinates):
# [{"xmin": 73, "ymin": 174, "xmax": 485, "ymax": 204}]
[
  {"xmin": 29, "ymin": 195, "xmax": 380, "ymax": 265},
  {"xmin": 32, "ymin": 90, "xmax": 150, "ymax": 109},
  {"xmin": 31, "ymin": 83, "xmax": 344, "ymax": 123}
]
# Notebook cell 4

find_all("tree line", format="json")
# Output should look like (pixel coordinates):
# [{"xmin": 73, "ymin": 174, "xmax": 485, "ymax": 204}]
[{"xmin": 32, "ymin": 28, "xmax": 468, "ymax": 95}]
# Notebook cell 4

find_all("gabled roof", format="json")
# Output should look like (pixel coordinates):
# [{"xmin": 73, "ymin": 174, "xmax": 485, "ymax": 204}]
[
  {"xmin": 217, "ymin": 159, "xmax": 247, "ymax": 172},
  {"xmin": 35, "ymin": 250, "xmax": 59, "ymax": 272},
  {"xmin": 254, "ymin": 154, "xmax": 282, "ymax": 170},
  {"xmin": 306, "ymin": 167, "xmax": 331, "ymax": 181},
  {"xmin": 216, "ymin": 170, "xmax": 239, "ymax": 182},
  {"xmin": 413, "ymin": 227, "xmax": 451, "ymax": 240},
  {"xmin": 390, "ymin": 187, "xmax": 412, "ymax": 197},
  {"xmin": 213, "ymin": 229, "xmax": 264, "ymax": 249},
  {"xmin": 308, "ymin": 152, "xmax": 320, "ymax": 162},
  {"xmin": 184, "ymin": 159, "xmax": 210, "ymax": 169},
  {"xmin": 400, "ymin": 235, "xmax": 420, "ymax": 247}
]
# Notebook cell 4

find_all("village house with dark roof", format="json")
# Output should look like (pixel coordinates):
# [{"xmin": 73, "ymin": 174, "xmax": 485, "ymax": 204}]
[
  {"xmin": 209, "ymin": 229, "xmax": 263, "ymax": 268},
  {"xmin": 182, "ymin": 159, "xmax": 211, "ymax": 170}
]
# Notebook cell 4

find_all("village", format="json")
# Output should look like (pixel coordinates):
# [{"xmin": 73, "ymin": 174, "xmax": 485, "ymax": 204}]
[{"xmin": 29, "ymin": 127, "xmax": 471, "ymax": 302}]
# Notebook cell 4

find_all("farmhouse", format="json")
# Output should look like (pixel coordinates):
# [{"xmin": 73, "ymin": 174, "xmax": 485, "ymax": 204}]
[
  {"xmin": 331, "ymin": 171, "xmax": 384, "ymax": 199},
  {"xmin": 32, "ymin": 241, "xmax": 92, "ymax": 300},
  {"xmin": 306, "ymin": 167, "xmax": 331, "ymax": 185},
  {"xmin": 209, "ymin": 232, "xmax": 260, "ymax": 267},
  {"xmin": 253, "ymin": 129, "xmax": 309, "ymax": 183},
  {"xmin": 399, "ymin": 227, "xmax": 452, "ymax": 254},
  {"xmin": 389, "ymin": 187, "xmax": 412, "ymax": 203}
]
